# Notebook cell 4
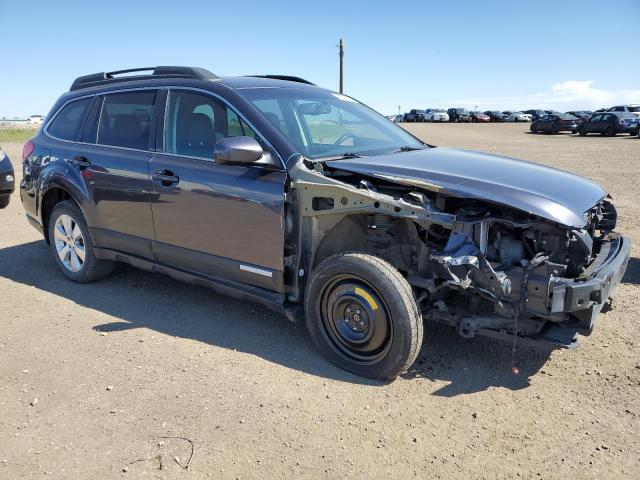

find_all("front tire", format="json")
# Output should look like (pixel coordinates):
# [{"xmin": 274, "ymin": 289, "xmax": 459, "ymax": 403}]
[
  {"xmin": 48, "ymin": 200, "xmax": 114, "ymax": 283},
  {"xmin": 305, "ymin": 253, "xmax": 423, "ymax": 380},
  {"xmin": 0, "ymin": 194, "xmax": 9, "ymax": 209}
]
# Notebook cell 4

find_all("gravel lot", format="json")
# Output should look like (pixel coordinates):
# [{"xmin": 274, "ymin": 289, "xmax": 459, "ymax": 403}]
[{"xmin": 1, "ymin": 123, "xmax": 639, "ymax": 479}]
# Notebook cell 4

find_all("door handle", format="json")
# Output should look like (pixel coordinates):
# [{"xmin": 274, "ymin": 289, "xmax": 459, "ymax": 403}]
[
  {"xmin": 72, "ymin": 156, "xmax": 91, "ymax": 168},
  {"xmin": 152, "ymin": 169, "xmax": 180, "ymax": 186}
]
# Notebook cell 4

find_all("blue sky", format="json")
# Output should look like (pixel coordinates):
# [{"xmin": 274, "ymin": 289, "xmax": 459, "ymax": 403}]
[{"xmin": 1, "ymin": 0, "xmax": 639, "ymax": 117}]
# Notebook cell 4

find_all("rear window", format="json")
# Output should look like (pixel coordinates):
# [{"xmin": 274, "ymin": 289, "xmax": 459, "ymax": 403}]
[
  {"xmin": 558, "ymin": 113, "xmax": 577, "ymax": 120},
  {"xmin": 629, "ymin": 106, "xmax": 640, "ymax": 112},
  {"xmin": 97, "ymin": 91, "xmax": 156, "ymax": 150},
  {"xmin": 47, "ymin": 98, "xmax": 92, "ymax": 141}
]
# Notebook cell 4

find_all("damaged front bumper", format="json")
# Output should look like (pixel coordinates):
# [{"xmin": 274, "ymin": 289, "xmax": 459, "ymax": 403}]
[
  {"xmin": 425, "ymin": 234, "xmax": 631, "ymax": 349},
  {"xmin": 550, "ymin": 234, "xmax": 630, "ymax": 330}
]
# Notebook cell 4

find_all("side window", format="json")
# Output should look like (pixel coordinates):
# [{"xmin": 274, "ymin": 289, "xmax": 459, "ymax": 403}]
[
  {"xmin": 80, "ymin": 97, "xmax": 102, "ymax": 144},
  {"xmin": 97, "ymin": 91, "xmax": 156, "ymax": 150},
  {"xmin": 164, "ymin": 90, "xmax": 261, "ymax": 159},
  {"xmin": 613, "ymin": 106, "xmax": 624, "ymax": 112},
  {"xmin": 47, "ymin": 97, "xmax": 92, "ymax": 141}
]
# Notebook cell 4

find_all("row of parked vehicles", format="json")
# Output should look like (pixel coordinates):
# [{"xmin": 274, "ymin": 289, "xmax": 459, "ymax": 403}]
[
  {"xmin": 389, "ymin": 105, "xmax": 640, "ymax": 136},
  {"xmin": 392, "ymin": 108, "xmax": 538, "ymax": 123}
]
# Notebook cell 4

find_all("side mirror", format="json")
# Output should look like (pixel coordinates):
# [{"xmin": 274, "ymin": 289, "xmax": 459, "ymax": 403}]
[{"xmin": 214, "ymin": 136, "xmax": 263, "ymax": 165}]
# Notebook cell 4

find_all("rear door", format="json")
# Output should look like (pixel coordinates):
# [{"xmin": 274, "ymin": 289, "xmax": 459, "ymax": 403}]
[
  {"xmin": 72, "ymin": 90, "xmax": 158, "ymax": 258},
  {"xmin": 149, "ymin": 89, "xmax": 287, "ymax": 292}
]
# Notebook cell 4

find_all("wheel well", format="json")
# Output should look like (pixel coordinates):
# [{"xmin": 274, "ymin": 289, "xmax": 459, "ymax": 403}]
[
  {"xmin": 313, "ymin": 215, "xmax": 371, "ymax": 268},
  {"xmin": 312, "ymin": 214, "xmax": 420, "ymax": 275},
  {"xmin": 41, "ymin": 188, "xmax": 73, "ymax": 243}
]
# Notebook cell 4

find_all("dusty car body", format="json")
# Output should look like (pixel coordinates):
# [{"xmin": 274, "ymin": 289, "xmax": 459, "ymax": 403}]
[{"xmin": 21, "ymin": 66, "xmax": 630, "ymax": 379}]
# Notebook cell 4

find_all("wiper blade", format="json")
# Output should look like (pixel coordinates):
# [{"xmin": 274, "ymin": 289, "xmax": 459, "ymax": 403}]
[
  {"xmin": 321, "ymin": 152, "xmax": 367, "ymax": 160},
  {"xmin": 396, "ymin": 145, "xmax": 423, "ymax": 152}
]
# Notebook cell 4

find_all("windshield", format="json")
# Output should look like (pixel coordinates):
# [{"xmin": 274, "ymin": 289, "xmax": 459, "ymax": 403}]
[
  {"xmin": 558, "ymin": 113, "xmax": 577, "ymax": 120},
  {"xmin": 241, "ymin": 88, "xmax": 425, "ymax": 159},
  {"xmin": 433, "ymin": 109, "xmax": 446, "ymax": 112}
]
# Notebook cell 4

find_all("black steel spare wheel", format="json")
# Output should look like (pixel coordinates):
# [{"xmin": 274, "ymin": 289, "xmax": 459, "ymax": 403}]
[
  {"xmin": 319, "ymin": 275, "xmax": 392, "ymax": 362},
  {"xmin": 305, "ymin": 253, "xmax": 423, "ymax": 380}
]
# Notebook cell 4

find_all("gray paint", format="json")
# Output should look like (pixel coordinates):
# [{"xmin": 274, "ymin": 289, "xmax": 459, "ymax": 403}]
[{"xmin": 326, "ymin": 147, "xmax": 606, "ymax": 227}]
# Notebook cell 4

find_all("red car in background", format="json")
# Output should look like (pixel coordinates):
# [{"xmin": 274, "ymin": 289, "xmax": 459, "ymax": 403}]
[{"xmin": 469, "ymin": 111, "xmax": 491, "ymax": 122}]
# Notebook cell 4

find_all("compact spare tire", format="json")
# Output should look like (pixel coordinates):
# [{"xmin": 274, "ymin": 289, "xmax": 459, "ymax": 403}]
[
  {"xmin": 305, "ymin": 253, "xmax": 423, "ymax": 380},
  {"xmin": 48, "ymin": 200, "xmax": 114, "ymax": 283}
]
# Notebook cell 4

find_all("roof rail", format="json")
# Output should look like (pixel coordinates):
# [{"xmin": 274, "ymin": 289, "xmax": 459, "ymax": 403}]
[
  {"xmin": 247, "ymin": 75, "xmax": 315, "ymax": 85},
  {"xmin": 69, "ymin": 66, "xmax": 218, "ymax": 91}
]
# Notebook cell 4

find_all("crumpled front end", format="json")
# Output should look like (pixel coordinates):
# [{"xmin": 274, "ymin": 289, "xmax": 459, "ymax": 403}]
[
  {"xmin": 290, "ymin": 157, "xmax": 631, "ymax": 348},
  {"xmin": 422, "ymin": 198, "xmax": 630, "ymax": 347}
]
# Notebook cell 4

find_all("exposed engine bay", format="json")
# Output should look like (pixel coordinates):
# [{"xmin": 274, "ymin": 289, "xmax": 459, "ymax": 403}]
[{"xmin": 286, "ymin": 156, "xmax": 630, "ymax": 348}]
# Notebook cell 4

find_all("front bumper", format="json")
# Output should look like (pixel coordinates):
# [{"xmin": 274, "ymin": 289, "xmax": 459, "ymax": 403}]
[
  {"xmin": 0, "ymin": 170, "xmax": 15, "ymax": 195},
  {"xmin": 550, "ymin": 235, "xmax": 631, "ymax": 330}
]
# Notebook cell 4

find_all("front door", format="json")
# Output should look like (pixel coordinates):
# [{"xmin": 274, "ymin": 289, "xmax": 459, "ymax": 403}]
[{"xmin": 149, "ymin": 89, "xmax": 287, "ymax": 292}]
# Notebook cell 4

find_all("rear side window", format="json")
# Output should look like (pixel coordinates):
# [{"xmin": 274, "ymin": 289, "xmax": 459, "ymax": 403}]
[
  {"xmin": 97, "ymin": 91, "xmax": 156, "ymax": 150},
  {"xmin": 47, "ymin": 97, "xmax": 92, "ymax": 141}
]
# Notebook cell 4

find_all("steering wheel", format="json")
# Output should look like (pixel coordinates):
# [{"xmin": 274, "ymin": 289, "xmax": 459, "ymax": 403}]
[{"xmin": 333, "ymin": 133, "xmax": 356, "ymax": 147}]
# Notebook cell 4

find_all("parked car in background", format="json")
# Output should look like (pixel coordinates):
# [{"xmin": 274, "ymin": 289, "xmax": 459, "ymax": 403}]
[
  {"xmin": 606, "ymin": 105, "xmax": 640, "ymax": 118},
  {"xmin": 483, "ymin": 110, "xmax": 507, "ymax": 122},
  {"xmin": 524, "ymin": 110, "xmax": 548, "ymax": 122},
  {"xmin": 404, "ymin": 109, "xmax": 425, "ymax": 122},
  {"xmin": 469, "ymin": 111, "xmax": 490, "ymax": 123},
  {"xmin": 385, "ymin": 115, "xmax": 396, "ymax": 122},
  {"xmin": 424, "ymin": 109, "xmax": 449, "ymax": 122},
  {"xmin": 566, "ymin": 111, "xmax": 591, "ymax": 120},
  {"xmin": 503, "ymin": 111, "xmax": 532, "ymax": 122},
  {"xmin": 530, "ymin": 113, "xmax": 579, "ymax": 134},
  {"xmin": 578, "ymin": 112, "xmax": 640, "ymax": 136},
  {"xmin": 393, "ymin": 114, "xmax": 404, "ymax": 123},
  {"xmin": 447, "ymin": 108, "xmax": 471, "ymax": 122},
  {"xmin": 27, "ymin": 115, "xmax": 45, "ymax": 125},
  {"xmin": 0, "ymin": 148, "xmax": 15, "ymax": 208}
]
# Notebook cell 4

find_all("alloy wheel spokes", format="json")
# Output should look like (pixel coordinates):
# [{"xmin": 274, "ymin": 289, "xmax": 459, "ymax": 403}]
[{"xmin": 54, "ymin": 214, "xmax": 85, "ymax": 273}]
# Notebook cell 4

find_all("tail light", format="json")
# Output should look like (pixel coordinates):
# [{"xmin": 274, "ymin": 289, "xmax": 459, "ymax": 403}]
[{"xmin": 22, "ymin": 140, "xmax": 34, "ymax": 160}]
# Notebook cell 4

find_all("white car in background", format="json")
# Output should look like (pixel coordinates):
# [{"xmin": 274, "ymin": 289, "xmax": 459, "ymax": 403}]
[
  {"xmin": 424, "ymin": 109, "xmax": 449, "ymax": 122},
  {"xmin": 27, "ymin": 115, "xmax": 45, "ymax": 125},
  {"xmin": 503, "ymin": 111, "xmax": 532, "ymax": 122},
  {"xmin": 607, "ymin": 105, "xmax": 640, "ymax": 118}
]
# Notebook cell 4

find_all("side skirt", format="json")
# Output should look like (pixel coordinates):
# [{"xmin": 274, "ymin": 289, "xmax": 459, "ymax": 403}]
[{"xmin": 94, "ymin": 247, "xmax": 303, "ymax": 323}]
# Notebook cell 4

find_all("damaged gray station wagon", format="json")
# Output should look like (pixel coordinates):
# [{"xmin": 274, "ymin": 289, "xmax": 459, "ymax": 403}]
[{"xmin": 21, "ymin": 66, "xmax": 631, "ymax": 379}]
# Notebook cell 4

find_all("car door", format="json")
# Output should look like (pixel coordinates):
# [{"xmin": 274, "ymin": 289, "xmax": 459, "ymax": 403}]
[
  {"xmin": 149, "ymin": 89, "xmax": 287, "ymax": 292},
  {"xmin": 586, "ymin": 114, "xmax": 602, "ymax": 133},
  {"xmin": 71, "ymin": 90, "xmax": 158, "ymax": 259}
]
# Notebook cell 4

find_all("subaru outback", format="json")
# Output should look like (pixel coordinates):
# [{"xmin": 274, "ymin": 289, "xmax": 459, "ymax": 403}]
[{"xmin": 20, "ymin": 66, "xmax": 631, "ymax": 379}]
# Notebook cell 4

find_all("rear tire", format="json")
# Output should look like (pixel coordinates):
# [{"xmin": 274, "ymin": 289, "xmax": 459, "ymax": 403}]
[
  {"xmin": 305, "ymin": 253, "xmax": 423, "ymax": 380},
  {"xmin": 579, "ymin": 126, "xmax": 587, "ymax": 136},
  {"xmin": 0, "ymin": 195, "xmax": 9, "ymax": 209},
  {"xmin": 48, "ymin": 200, "xmax": 114, "ymax": 283},
  {"xmin": 605, "ymin": 126, "xmax": 616, "ymax": 137}
]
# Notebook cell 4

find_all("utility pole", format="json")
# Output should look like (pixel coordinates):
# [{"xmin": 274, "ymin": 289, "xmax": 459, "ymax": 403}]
[{"xmin": 338, "ymin": 38, "xmax": 345, "ymax": 93}]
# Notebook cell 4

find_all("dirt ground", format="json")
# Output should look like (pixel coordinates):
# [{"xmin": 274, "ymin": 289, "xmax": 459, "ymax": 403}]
[{"xmin": 1, "ymin": 123, "xmax": 639, "ymax": 479}]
